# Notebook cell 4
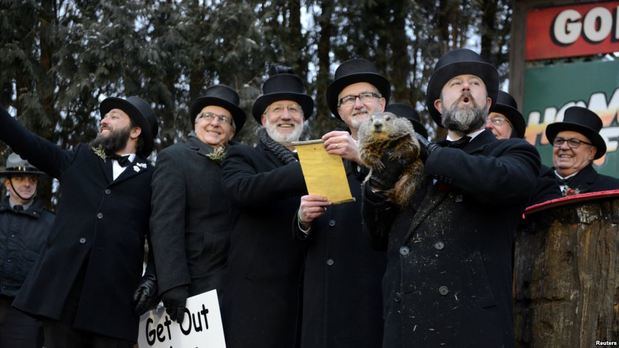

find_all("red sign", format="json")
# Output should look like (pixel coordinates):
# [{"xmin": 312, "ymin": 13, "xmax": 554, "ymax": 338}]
[{"xmin": 525, "ymin": 1, "xmax": 619, "ymax": 61}]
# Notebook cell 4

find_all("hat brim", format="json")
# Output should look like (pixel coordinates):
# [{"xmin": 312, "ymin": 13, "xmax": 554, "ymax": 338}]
[
  {"xmin": 426, "ymin": 61, "xmax": 499, "ymax": 127},
  {"xmin": 492, "ymin": 104, "xmax": 526, "ymax": 138},
  {"xmin": 326, "ymin": 73, "xmax": 391, "ymax": 119},
  {"xmin": 252, "ymin": 93, "xmax": 314, "ymax": 124},
  {"xmin": 100, "ymin": 97, "xmax": 154, "ymax": 156},
  {"xmin": 189, "ymin": 97, "xmax": 247, "ymax": 132},
  {"xmin": 0, "ymin": 169, "xmax": 45, "ymax": 176},
  {"xmin": 545, "ymin": 122, "xmax": 606, "ymax": 159}
]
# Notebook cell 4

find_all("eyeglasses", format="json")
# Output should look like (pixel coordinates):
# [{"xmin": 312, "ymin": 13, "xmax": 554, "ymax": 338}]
[
  {"xmin": 487, "ymin": 116, "xmax": 510, "ymax": 127},
  {"xmin": 553, "ymin": 137, "xmax": 593, "ymax": 149},
  {"xmin": 198, "ymin": 112, "xmax": 232, "ymax": 124},
  {"xmin": 266, "ymin": 104, "xmax": 302, "ymax": 116},
  {"xmin": 338, "ymin": 92, "xmax": 382, "ymax": 108}
]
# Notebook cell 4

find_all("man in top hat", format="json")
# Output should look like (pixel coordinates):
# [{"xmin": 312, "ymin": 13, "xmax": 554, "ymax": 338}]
[
  {"xmin": 532, "ymin": 106, "xmax": 619, "ymax": 203},
  {"xmin": 294, "ymin": 58, "xmax": 389, "ymax": 348},
  {"xmin": 386, "ymin": 102, "xmax": 430, "ymax": 139},
  {"xmin": 150, "ymin": 84, "xmax": 246, "ymax": 323},
  {"xmin": 363, "ymin": 48, "xmax": 540, "ymax": 347},
  {"xmin": 486, "ymin": 90, "xmax": 526, "ymax": 139},
  {"xmin": 221, "ymin": 67, "xmax": 313, "ymax": 348},
  {"xmin": 0, "ymin": 153, "xmax": 53, "ymax": 348},
  {"xmin": 0, "ymin": 96, "xmax": 159, "ymax": 347}
]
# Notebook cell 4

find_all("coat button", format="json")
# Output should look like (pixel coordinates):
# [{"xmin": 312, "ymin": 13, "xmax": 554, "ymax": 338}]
[
  {"xmin": 7, "ymin": 259, "xmax": 11, "ymax": 263},
  {"xmin": 104, "ymin": 189, "xmax": 111, "ymax": 195},
  {"xmin": 434, "ymin": 241, "xmax": 445, "ymax": 250},
  {"xmin": 326, "ymin": 259, "xmax": 335, "ymax": 266},
  {"xmin": 438, "ymin": 286, "xmax": 449, "ymax": 296},
  {"xmin": 10, "ymin": 234, "xmax": 14, "ymax": 238},
  {"xmin": 399, "ymin": 246, "xmax": 410, "ymax": 256},
  {"xmin": 79, "ymin": 237, "xmax": 86, "ymax": 244},
  {"xmin": 393, "ymin": 291, "xmax": 401, "ymax": 303},
  {"xmin": 328, "ymin": 219, "xmax": 336, "ymax": 227},
  {"xmin": 97, "ymin": 212, "xmax": 103, "ymax": 219}
]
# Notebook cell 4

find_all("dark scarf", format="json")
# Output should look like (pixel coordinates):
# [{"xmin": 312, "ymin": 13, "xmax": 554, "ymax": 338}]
[{"xmin": 258, "ymin": 128, "xmax": 298, "ymax": 164}]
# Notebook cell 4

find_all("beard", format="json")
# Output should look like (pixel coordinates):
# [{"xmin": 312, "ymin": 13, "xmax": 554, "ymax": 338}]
[
  {"xmin": 90, "ymin": 126, "xmax": 131, "ymax": 155},
  {"xmin": 441, "ymin": 94, "xmax": 487, "ymax": 134},
  {"xmin": 264, "ymin": 119, "xmax": 303, "ymax": 144}
]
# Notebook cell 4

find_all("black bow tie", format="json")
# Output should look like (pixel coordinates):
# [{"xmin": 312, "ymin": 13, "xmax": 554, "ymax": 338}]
[
  {"xmin": 109, "ymin": 154, "xmax": 131, "ymax": 167},
  {"xmin": 13, "ymin": 204, "xmax": 24, "ymax": 211},
  {"xmin": 446, "ymin": 136, "xmax": 471, "ymax": 149}
]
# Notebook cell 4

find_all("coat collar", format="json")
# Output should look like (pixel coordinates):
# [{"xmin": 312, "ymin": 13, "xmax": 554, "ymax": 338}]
[{"xmin": 0, "ymin": 196, "xmax": 46, "ymax": 218}]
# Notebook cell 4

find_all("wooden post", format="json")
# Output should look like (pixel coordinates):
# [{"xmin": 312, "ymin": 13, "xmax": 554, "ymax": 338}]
[{"xmin": 514, "ymin": 196, "xmax": 619, "ymax": 347}]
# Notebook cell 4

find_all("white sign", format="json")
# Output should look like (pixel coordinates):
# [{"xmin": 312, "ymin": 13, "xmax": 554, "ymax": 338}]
[{"xmin": 138, "ymin": 290, "xmax": 226, "ymax": 348}]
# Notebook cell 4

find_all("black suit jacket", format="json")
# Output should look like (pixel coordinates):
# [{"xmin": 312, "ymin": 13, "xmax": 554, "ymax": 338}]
[
  {"xmin": 364, "ymin": 130, "xmax": 540, "ymax": 347},
  {"xmin": 150, "ymin": 136, "xmax": 237, "ymax": 296},
  {"xmin": 0, "ymin": 108, "xmax": 153, "ymax": 342},
  {"xmin": 531, "ymin": 164, "xmax": 619, "ymax": 204},
  {"xmin": 221, "ymin": 142, "xmax": 307, "ymax": 348}
]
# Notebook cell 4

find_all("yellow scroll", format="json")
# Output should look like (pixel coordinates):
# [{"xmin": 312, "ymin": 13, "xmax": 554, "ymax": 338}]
[{"xmin": 293, "ymin": 140, "xmax": 354, "ymax": 204}]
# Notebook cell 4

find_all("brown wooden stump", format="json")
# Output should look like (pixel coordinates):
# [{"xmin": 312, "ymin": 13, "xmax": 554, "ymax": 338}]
[{"xmin": 514, "ymin": 196, "xmax": 619, "ymax": 347}]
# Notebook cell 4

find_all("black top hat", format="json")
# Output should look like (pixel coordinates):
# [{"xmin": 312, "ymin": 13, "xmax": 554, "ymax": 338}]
[
  {"xmin": 490, "ymin": 91, "xmax": 526, "ymax": 139},
  {"xmin": 252, "ymin": 73, "xmax": 314, "ymax": 123},
  {"xmin": 189, "ymin": 85, "xmax": 247, "ymax": 132},
  {"xmin": 326, "ymin": 58, "xmax": 391, "ymax": 119},
  {"xmin": 100, "ymin": 96, "xmax": 159, "ymax": 157},
  {"xmin": 425, "ymin": 48, "xmax": 499, "ymax": 127},
  {"xmin": 545, "ymin": 106, "xmax": 606, "ymax": 159},
  {"xmin": 0, "ymin": 153, "xmax": 44, "ymax": 176},
  {"xmin": 385, "ymin": 103, "xmax": 429, "ymax": 139}
]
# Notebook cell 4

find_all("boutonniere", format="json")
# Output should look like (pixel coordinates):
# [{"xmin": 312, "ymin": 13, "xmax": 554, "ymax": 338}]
[
  {"xmin": 207, "ymin": 146, "xmax": 226, "ymax": 164},
  {"xmin": 132, "ymin": 162, "xmax": 147, "ymax": 173},
  {"xmin": 92, "ymin": 145, "xmax": 106, "ymax": 161},
  {"xmin": 564, "ymin": 187, "xmax": 580, "ymax": 196}
]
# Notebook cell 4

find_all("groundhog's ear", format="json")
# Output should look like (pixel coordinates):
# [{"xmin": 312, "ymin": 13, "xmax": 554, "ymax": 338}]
[{"xmin": 433, "ymin": 99, "xmax": 443, "ymax": 114}]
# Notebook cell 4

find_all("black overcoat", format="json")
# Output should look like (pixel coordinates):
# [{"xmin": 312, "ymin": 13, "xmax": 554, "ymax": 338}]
[
  {"xmin": 0, "ymin": 197, "xmax": 54, "ymax": 298},
  {"xmin": 221, "ymin": 142, "xmax": 307, "ymax": 348},
  {"xmin": 0, "ymin": 110, "xmax": 153, "ymax": 342},
  {"xmin": 531, "ymin": 164, "xmax": 619, "ymax": 204},
  {"xmin": 296, "ymin": 161, "xmax": 385, "ymax": 348},
  {"xmin": 150, "ymin": 136, "xmax": 237, "ymax": 296},
  {"xmin": 364, "ymin": 130, "xmax": 540, "ymax": 347}
]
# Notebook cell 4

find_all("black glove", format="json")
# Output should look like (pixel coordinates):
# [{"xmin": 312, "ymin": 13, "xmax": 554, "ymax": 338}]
[
  {"xmin": 416, "ymin": 134, "xmax": 440, "ymax": 162},
  {"xmin": 133, "ymin": 273, "xmax": 159, "ymax": 316},
  {"xmin": 162, "ymin": 286, "xmax": 189, "ymax": 323},
  {"xmin": 368, "ymin": 150, "xmax": 411, "ymax": 191}
]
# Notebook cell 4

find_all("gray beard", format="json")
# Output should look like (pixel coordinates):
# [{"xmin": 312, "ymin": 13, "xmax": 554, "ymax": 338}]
[{"xmin": 442, "ymin": 103, "xmax": 486, "ymax": 134}]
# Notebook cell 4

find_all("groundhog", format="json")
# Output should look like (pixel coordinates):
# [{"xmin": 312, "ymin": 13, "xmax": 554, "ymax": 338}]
[{"xmin": 358, "ymin": 111, "xmax": 424, "ymax": 207}]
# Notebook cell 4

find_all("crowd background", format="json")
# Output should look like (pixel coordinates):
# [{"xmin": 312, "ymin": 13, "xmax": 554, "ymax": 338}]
[{"xmin": 0, "ymin": 0, "xmax": 513, "ymax": 200}]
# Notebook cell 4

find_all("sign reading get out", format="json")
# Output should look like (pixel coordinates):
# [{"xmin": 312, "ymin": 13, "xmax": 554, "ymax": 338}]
[{"xmin": 525, "ymin": 1, "xmax": 619, "ymax": 60}]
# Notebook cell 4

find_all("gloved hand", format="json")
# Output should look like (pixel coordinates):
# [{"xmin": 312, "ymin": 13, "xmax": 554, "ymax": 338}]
[
  {"xmin": 368, "ymin": 150, "xmax": 411, "ymax": 191},
  {"xmin": 416, "ymin": 134, "xmax": 440, "ymax": 162},
  {"xmin": 133, "ymin": 273, "xmax": 159, "ymax": 316},
  {"xmin": 162, "ymin": 285, "xmax": 189, "ymax": 323}
]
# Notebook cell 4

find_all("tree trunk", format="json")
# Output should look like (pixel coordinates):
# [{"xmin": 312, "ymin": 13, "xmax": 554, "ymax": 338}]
[
  {"xmin": 388, "ymin": 0, "xmax": 411, "ymax": 102},
  {"xmin": 514, "ymin": 197, "xmax": 619, "ymax": 347}
]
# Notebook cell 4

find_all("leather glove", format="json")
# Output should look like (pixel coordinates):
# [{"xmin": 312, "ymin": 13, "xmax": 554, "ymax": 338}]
[
  {"xmin": 368, "ymin": 150, "xmax": 411, "ymax": 191},
  {"xmin": 133, "ymin": 273, "xmax": 159, "ymax": 316},
  {"xmin": 416, "ymin": 134, "xmax": 440, "ymax": 162},
  {"xmin": 162, "ymin": 286, "xmax": 189, "ymax": 323}
]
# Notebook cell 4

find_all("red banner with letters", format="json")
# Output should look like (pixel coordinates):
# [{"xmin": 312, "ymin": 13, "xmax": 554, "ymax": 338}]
[{"xmin": 525, "ymin": 1, "xmax": 619, "ymax": 61}]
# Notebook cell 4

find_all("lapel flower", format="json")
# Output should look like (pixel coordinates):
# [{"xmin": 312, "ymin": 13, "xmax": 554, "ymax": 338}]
[
  {"xmin": 207, "ymin": 146, "xmax": 226, "ymax": 164},
  {"xmin": 92, "ymin": 145, "xmax": 106, "ymax": 161},
  {"xmin": 564, "ymin": 187, "xmax": 580, "ymax": 196}
]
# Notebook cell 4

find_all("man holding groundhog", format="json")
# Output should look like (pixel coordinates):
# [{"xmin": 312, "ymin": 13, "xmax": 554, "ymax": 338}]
[{"xmin": 363, "ymin": 49, "xmax": 541, "ymax": 347}]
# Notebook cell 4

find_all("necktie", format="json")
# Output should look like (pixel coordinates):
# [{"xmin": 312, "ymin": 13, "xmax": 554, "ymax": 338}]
[
  {"xmin": 109, "ymin": 154, "xmax": 131, "ymax": 167},
  {"xmin": 13, "ymin": 205, "xmax": 23, "ymax": 211}
]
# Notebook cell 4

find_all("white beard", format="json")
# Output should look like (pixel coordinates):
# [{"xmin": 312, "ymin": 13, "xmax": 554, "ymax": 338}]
[{"xmin": 264, "ymin": 119, "xmax": 303, "ymax": 143}]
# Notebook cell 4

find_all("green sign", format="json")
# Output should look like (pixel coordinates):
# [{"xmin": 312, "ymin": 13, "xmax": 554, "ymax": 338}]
[{"xmin": 523, "ymin": 60, "xmax": 619, "ymax": 177}]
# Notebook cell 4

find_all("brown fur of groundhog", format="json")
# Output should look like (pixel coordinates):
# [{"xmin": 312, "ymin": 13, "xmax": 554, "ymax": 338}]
[{"xmin": 358, "ymin": 111, "xmax": 424, "ymax": 207}]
